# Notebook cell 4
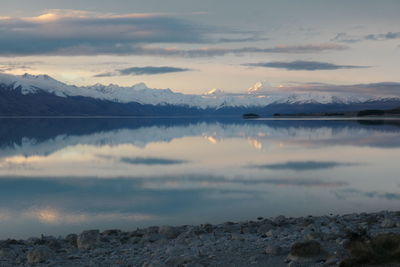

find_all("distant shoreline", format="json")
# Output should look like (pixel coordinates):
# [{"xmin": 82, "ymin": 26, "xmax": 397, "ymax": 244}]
[
  {"xmin": 271, "ymin": 107, "xmax": 400, "ymax": 119},
  {"xmin": 257, "ymin": 116, "xmax": 400, "ymax": 121}
]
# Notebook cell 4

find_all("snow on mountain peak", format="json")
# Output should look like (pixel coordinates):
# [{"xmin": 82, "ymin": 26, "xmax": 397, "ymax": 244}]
[
  {"xmin": 247, "ymin": 81, "xmax": 271, "ymax": 94},
  {"xmin": 204, "ymin": 88, "xmax": 224, "ymax": 96}
]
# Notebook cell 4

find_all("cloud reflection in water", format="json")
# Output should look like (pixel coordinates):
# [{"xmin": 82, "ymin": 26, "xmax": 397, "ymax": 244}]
[{"xmin": 250, "ymin": 161, "xmax": 358, "ymax": 171}]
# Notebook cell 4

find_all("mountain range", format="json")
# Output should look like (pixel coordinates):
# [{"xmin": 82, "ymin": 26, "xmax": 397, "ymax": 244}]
[{"xmin": 0, "ymin": 73, "xmax": 399, "ymax": 116}]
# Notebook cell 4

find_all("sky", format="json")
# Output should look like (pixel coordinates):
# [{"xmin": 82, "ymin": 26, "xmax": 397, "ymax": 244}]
[{"xmin": 0, "ymin": 0, "xmax": 399, "ymax": 94}]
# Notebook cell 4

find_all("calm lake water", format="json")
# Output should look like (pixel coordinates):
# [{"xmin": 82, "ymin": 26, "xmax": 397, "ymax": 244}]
[{"xmin": 0, "ymin": 118, "xmax": 399, "ymax": 238}]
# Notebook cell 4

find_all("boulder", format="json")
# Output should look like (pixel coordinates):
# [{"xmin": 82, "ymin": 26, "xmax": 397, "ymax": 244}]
[
  {"xmin": 165, "ymin": 255, "xmax": 196, "ymax": 267},
  {"xmin": 27, "ymin": 246, "xmax": 53, "ymax": 264},
  {"xmin": 381, "ymin": 218, "xmax": 396, "ymax": 228},
  {"xmin": 265, "ymin": 245, "xmax": 283, "ymax": 256},
  {"xmin": 159, "ymin": 226, "xmax": 180, "ymax": 239},
  {"xmin": 77, "ymin": 230, "xmax": 100, "ymax": 250},
  {"xmin": 274, "ymin": 215, "xmax": 287, "ymax": 225},
  {"xmin": 287, "ymin": 240, "xmax": 327, "ymax": 263},
  {"xmin": 257, "ymin": 223, "xmax": 274, "ymax": 235},
  {"xmin": 0, "ymin": 248, "xmax": 17, "ymax": 260},
  {"xmin": 65, "ymin": 234, "xmax": 78, "ymax": 247}
]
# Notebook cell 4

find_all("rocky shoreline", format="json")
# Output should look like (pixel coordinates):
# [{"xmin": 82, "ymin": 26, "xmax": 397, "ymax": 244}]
[{"xmin": 1, "ymin": 211, "xmax": 400, "ymax": 266}]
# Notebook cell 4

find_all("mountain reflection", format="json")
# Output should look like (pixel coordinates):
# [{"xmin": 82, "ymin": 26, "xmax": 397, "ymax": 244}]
[{"xmin": 0, "ymin": 118, "xmax": 400, "ymax": 157}]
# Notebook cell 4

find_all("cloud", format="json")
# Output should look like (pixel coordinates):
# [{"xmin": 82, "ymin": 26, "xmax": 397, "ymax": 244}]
[
  {"xmin": 0, "ymin": 61, "xmax": 41, "ymax": 72},
  {"xmin": 365, "ymin": 32, "xmax": 400, "ymax": 41},
  {"xmin": 119, "ymin": 44, "xmax": 347, "ymax": 58},
  {"xmin": 333, "ymin": 31, "xmax": 400, "ymax": 43},
  {"xmin": 120, "ymin": 157, "xmax": 188, "ymax": 165},
  {"xmin": 140, "ymin": 175, "xmax": 348, "ymax": 188},
  {"xmin": 244, "ymin": 60, "xmax": 368, "ymax": 71},
  {"xmin": 95, "ymin": 66, "xmax": 192, "ymax": 77},
  {"xmin": 0, "ymin": 11, "xmax": 347, "ymax": 57},
  {"xmin": 250, "ymin": 161, "xmax": 356, "ymax": 171},
  {"xmin": 0, "ymin": 10, "xmax": 210, "ymax": 56},
  {"xmin": 216, "ymin": 36, "xmax": 269, "ymax": 43},
  {"xmin": 331, "ymin": 32, "xmax": 364, "ymax": 43}
]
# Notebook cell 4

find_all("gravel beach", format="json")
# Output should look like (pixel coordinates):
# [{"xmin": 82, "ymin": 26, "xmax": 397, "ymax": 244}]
[{"xmin": 1, "ymin": 210, "xmax": 400, "ymax": 266}]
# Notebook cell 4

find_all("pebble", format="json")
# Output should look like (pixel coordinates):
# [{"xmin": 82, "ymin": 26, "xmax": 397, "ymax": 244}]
[
  {"xmin": 265, "ymin": 245, "xmax": 283, "ymax": 256},
  {"xmin": 0, "ymin": 211, "xmax": 397, "ymax": 266}
]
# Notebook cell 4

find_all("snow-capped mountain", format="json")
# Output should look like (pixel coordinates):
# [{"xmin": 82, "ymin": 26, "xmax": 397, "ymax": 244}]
[{"xmin": 0, "ymin": 73, "xmax": 399, "ymax": 116}]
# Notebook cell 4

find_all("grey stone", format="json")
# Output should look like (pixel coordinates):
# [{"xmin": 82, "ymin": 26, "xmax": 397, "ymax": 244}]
[
  {"xmin": 324, "ymin": 256, "xmax": 339, "ymax": 265},
  {"xmin": 230, "ymin": 233, "xmax": 244, "ymax": 241},
  {"xmin": 165, "ymin": 255, "xmax": 195, "ymax": 266},
  {"xmin": 159, "ymin": 226, "xmax": 180, "ymax": 239},
  {"xmin": 274, "ymin": 215, "xmax": 287, "ymax": 225},
  {"xmin": 290, "ymin": 240, "xmax": 322, "ymax": 257},
  {"xmin": 265, "ymin": 245, "xmax": 283, "ymax": 256},
  {"xmin": 306, "ymin": 231, "xmax": 322, "ymax": 240},
  {"xmin": 27, "ymin": 246, "xmax": 53, "ymax": 264},
  {"xmin": 185, "ymin": 263, "xmax": 204, "ymax": 267},
  {"xmin": 147, "ymin": 226, "xmax": 159, "ymax": 234},
  {"xmin": 142, "ymin": 233, "xmax": 162, "ymax": 243},
  {"xmin": 265, "ymin": 230, "xmax": 275, "ymax": 238},
  {"xmin": 146, "ymin": 261, "xmax": 168, "ymax": 267},
  {"xmin": 258, "ymin": 223, "xmax": 274, "ymax": 234},
  {"xmin": 77, "ymin": 230, "xmax": 100, "ymax": 250},
  {"xmin": 0, "ymin": 248, "xmax": 17, "ymax": 260},
  {"xmin": 65, "ymin": 234, "xmax": 78, "ymax": 247},
  {"xmin": 381, "ymin": 218, "xmax": 396, "ymax": 228},
  {"xmin": 103, "ymin": 229, "xmax": 121, "ymax": 236},
  {"xmin": 287, "ymin": 240, "xmax": 326, "ymax": 263}
]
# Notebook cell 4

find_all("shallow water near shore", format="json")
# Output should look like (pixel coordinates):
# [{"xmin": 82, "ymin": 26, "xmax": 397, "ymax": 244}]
[{"xmin": 0, "ymin": 117, "xmax": 399, "ymax": 239}]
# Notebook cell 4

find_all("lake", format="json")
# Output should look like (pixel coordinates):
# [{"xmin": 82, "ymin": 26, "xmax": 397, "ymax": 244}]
[{"xmin": 0, "ymin": 118, "xmax": 399, "ymax": 239}]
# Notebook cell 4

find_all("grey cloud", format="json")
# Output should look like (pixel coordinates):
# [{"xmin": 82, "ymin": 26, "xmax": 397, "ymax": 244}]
[
  {"xmin": 120, "ymin": 157, "xmax": 188, "ymax": 165},
  {"xmin": 331, "ymin": 32, "xmax": 363, "ymax": 43},
  {"xmin": 124, "ymin": 44, "xmax": 347, "ymax": 58},
  {"xmin": 95, "ymin": 66, "xmax": 192, "ymax": 77},
  {"xmin": 0, "ymin": 13, "xmax": 210, "ymax": 56},
  {"xmin": 216, "ymin": 36, "xmax": 269, "ymax": 43},
  {"xmin": 333, "ymin": 31, "xmax": 400, "ymax": 43},
  {"xmin": 0, "ymin": 61, "xmax": 41, "ymax": 72},
  {"xmin": 365, "ymin": 32, "xmax": 400, "ymax": 41},
  {"xmin": 93, "ymin": 72, "xmax": 117, "ymax": 77},
  {"xmin": 121, "ymin": 174, "xmax": 348, "ymax": 188},
  {"xmin": 0, "ymin": 12, "xmax": 347, "ymax": 57},
  {"xmin": 215, "ymin": 177, "xmax": 347, "ymax": 187},
  {"xmin": 250, "ymin": 161, "xmax": 356, "ymax": 171},
  {"xmin": 0, "ymin": 65, "xmax": 31, "ymax": 72},
  {"xmin": 258, "ymin": 178, "xmax": 347, "ymax": 187},
  {"xmin": 244, "ymin": 60, "xmax": 368, "ymax": 71},
  {"xmin": 3, "ymin": 43, "xmax": 347, "ymax": 57}
]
